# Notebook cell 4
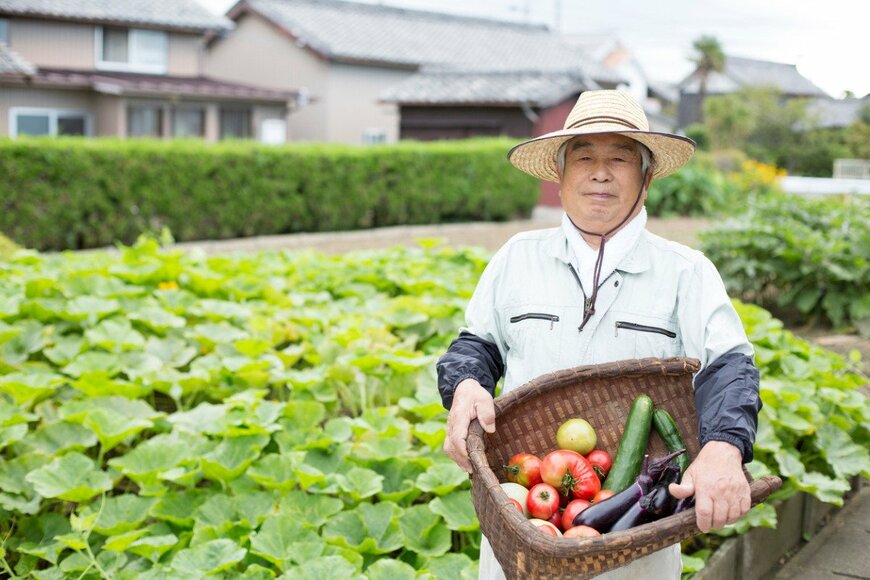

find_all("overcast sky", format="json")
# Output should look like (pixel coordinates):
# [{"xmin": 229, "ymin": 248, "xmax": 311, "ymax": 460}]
[{"xmin": 195, "ymin": 0, "xmax": 869, "ymax": 98}]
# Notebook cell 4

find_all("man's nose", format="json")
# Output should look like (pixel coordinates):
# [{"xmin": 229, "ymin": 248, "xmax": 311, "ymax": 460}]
[{"xmin": 590, "ymin": 161, "xmax": 612, "ymax": 181}]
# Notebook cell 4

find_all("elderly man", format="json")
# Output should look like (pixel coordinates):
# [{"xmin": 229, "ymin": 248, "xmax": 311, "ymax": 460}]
[{"xmin": 436, "ymin": 90, "xmax": 761, "ymax": 579}]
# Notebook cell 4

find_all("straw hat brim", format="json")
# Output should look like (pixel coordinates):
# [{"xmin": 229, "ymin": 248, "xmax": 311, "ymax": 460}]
[{"xmin": 508, "ymin": 128, "xmax": 696, "ymax": 182}]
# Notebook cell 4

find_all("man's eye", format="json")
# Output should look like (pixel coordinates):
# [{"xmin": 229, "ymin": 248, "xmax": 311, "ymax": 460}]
[{"xmin": 613, "ymin": 157, "xmax": 626, "ymax": 162}]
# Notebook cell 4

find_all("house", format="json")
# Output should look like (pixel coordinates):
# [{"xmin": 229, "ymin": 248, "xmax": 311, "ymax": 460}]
[
  {"xmin": 806, "ymin": 96, "xmax": 869, "ymax": 129},
  {"xmin": 677, "ymin": 55, "xmax": 829, "ymax": 128},
  {"xmin": 0, "ymin": 0, "xmax": 295, "ymax": 142},
  {"xmin": 205, "ymin": 0, "xmax": 628, "ymax": 145}
]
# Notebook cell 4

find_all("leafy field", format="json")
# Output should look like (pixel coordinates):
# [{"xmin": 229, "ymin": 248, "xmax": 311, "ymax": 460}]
[{"xmin": 0, "ymin": 237, "xmax": 867, "ymax": 579}]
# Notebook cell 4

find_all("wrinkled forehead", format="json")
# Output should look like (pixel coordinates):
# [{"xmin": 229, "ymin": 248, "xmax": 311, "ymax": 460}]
[{"xmin": 565, "ymin": 134, "xmax": 641, "ymax": 156}]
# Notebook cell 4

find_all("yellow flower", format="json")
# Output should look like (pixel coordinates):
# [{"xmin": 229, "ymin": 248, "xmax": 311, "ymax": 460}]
[{"xmin": 158, "ymin": 281, "xmax": 179, "ymax": 290}]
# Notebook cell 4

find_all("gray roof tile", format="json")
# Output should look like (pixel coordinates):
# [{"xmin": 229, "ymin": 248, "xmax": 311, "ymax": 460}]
[
  {"xmin": 239, "ymin": 0, "xmax": 624, "ymax": 84},
  {"xmin": 0, "ymin": 0, "xmax": 231, "ymax": 32},
  {"xmin": 0, "ymin": 41, "xmax": 35, "ymax": 75},
  {"xmin": 381, "ymin": 69, "xmax": 593, "ymax": 107},
  {"xmin": 680, "ymin": 55, "xmax": 828, "ymax": 97},
  {"xmin": 807, "ymin": 97, "xmax": 869, "ymax": 128}
]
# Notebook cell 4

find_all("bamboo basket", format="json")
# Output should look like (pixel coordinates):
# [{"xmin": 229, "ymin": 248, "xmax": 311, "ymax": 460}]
[{"xmin": 467, "ymin": 357, "xmax": 781, "ymax": 579}]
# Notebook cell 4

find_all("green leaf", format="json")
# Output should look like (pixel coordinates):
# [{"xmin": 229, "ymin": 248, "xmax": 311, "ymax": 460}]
[
  {"xmin": 85, "ymin": 318, "xmax": 146, "ymax": 352},
  {"xmin": 283, "ymin": 555, "xmax": 362, "ymax": 580},
  {"xmin": 412, "ymin": 420, "xmax": 447, "ymax": 449},
  {"xmin": 425, "ymin": 553, "xmax": 478, "ymax": 580},
  {"xmin": 17, "ymin": 420, "xmax": 98, "ymax": 456},
  {"xmin": 249, "ymin": 514, "xmax": 325, "ymax": 568},
  {"xmin": 200, "ymin": 434, "xmax": 269, "ymax": 482},
  {"xmin": 85, "ymin": 494, "xmax": 157, "ymax": 535},
  {"xmin": 150, "ymin": 489, "xmax": 209, "ymax": 527},
  {"xmin": 84, "ymin": 408, "xmax": 154, "ymax": 453},
  {"xmin": 398, "ymin": 504, "xmax": 452, "ymax": 557},
  {"xmin": 713, "ymin": 503, "xmax": 778, "ymax": 537},
  {"xmin": 371, "ymin": 458, "xmax": 427, "ymax": 504},
  {"xmin": 127, "ymin": 534, "xmax": 180, "ymax": 562},
  {"xmin": 681, "ymin": 552, "xmax": 708, "ymax": 574},
  {"xmin": 63, "ymin": 351, "xmax": 123, "ymax": 377},
  {"xmin": 429, "ymin": 490, "xmax": 479, "ymax": 531},
  {"xmin": 814, "ymin": 423, "xmax": 870, "ymax": 479},
  {"xmin": 247, "ymin": 452, "xmax": 303, "ymax": 490},
  {"xmin": 334, "ymin": 467, "xmax": 384, "ymax": 501},
  {"xmin": 0, "ymin": 371, "xmax": 65, "ymax": 406},
  {"xmin": 0, "ymin": 398, "xmax": 38, "ymax": 426},
  {"xmin": 102, "ymin": 528, "xmax": 148, "ymax": 552},
  {"xmin": 323, "ymin": 502, "xmax": 404, "ymax": 555},
  {"xmin": 416, "ymin": 462, "xmax": 468, "ymax": 495},
  {"xmin": 794, "ymin": 471, "xmax": 852, "ymax": 505},
  {"xmin": 73, "ymin": 371, "xmax": 151, "ymax": 399},
  {"xmin": 170, "ymin": 539, "xmax": 246, "ymax": 576},
  {"xmin": 129, "ymin": 307, "xmax": 187, "ymax": 333},
  {"xmin": 365, "ymin": 559, "xmax": 417, "ymax": 580},
  {"xmin": 16, "ymin": 512, "xmax": 71, "ymax": 564},
  {"xmin": 277, "ymin": 490, "xmax": 343, "ymax": 528},
  {"xmin": 24, "ymin": 452, "xmax": 113, "ymax": 502},
  {"xmin": 144, "ymin": 335, "xmax": 197, "ymax": 368}
]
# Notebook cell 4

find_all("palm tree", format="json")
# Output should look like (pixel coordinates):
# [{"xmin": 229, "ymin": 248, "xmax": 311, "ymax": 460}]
[{"xmin": 691, "ymin": 35, "xmax": 725, "ymax": 123}]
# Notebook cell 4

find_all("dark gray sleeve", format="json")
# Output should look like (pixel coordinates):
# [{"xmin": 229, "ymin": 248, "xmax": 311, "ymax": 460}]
[
  {"xmin": 435, "ymin": 331, "xmax": 505, "ymax": 410},
  {"xmin": 694, "ymin": 349, "xmax": 762, "ymax": 463}
]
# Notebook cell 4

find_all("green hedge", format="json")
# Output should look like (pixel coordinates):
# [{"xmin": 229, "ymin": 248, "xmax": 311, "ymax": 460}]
[
  {"xmin": 0, "ymin": 137, "xmax": 539, "ymax": 251},
  {"xmin": 700, "ymin": 195, "xmax": 870, "ymax": 329}
]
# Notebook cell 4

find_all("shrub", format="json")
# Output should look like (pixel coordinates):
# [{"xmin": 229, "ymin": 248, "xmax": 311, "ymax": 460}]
[
  {"xmin": 0, "ymin": 137, "xmax": 539, "ymax": 251},
  {"xmin": 700, "ymin": 195, "xmax": 870, "ymax": 329}
]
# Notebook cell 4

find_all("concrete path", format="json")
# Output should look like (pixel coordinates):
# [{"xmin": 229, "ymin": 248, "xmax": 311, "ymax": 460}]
[{"xmin": 770, "ymin": 482, "xmax": 870, "ymax": 580}]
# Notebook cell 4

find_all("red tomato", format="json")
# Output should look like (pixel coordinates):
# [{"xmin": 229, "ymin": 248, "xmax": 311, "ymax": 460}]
[
  {"xmin": 547, "ymin": 510, "xmax": 562, "ymax": 530},
  {"xmin": 540, "ymin": 449, "xmax": 601, "ymax": 501},
  {"xmin": 509, "ymin": 498, "xmax": 525, "ymax": 515},
  {"xmin": 526, "ymin": 483, "xmax": 560, "ymax": 520},
  {"xmin": 563, "ymin": 525, "xmax": 601, "ymax": 538},
  {"xmin": 529, "ymin": 519, "xmax": 561, "ymax": 536},
  {"xmin": 505, "ymin": 453, "xmax": 543, "ymax": 488},
  {"xmin": 592, "ymin": 489, "xmax": 616, "ymax": 503},
  {"xmin": 585, "ymin": 449, "xmax": 613, "ymax": 480},
  {"xmin": 561, "ymin": 499, "xmax": 592, "ymax": 531}
]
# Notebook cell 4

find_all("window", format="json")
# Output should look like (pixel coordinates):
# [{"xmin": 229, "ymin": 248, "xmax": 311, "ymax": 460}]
[
  {"xmin": 0, "ymin": 19, "xmax": 8, "ymax": 44},
  {"xmin": 220, "ymin": 108, "xmax": 252, "ymax": 139},
  {"xmin": 172, "ymin": 108, "xmax": 204, "ymax": 138},
  {"xmin": 127, "ymin": 105, "xmax": 163, "ymax": 137},
  {"xmin": 362, "ymin": 128, "xmax": 387, "ymax": 145},
  {"xmin": 96, "ymin": 27, "xmax": 167, "ymax": 73},
  {"xmin": 10, "ymin": 108, "xmax": 90, "ymax": 137}
]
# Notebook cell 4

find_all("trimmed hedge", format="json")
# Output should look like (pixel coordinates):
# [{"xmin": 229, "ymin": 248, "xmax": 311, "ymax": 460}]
[{"xmin": 0, "ymin": 137, "xmax": 539, "ymax": 251}]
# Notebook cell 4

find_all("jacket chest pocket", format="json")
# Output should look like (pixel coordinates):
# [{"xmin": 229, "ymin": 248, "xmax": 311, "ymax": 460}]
[
  {"xmin": 594, "ymin": 311, "xmax": 682, "ymax": 362},
  {"xmin": 503, "ymin": 307, "xmax": 566, "ymax": 366}
]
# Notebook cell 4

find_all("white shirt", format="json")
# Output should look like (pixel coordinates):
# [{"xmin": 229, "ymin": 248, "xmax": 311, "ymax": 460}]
[{"xmin": 463, "ymin": 220, "xmax": 753, "ymax": 580}]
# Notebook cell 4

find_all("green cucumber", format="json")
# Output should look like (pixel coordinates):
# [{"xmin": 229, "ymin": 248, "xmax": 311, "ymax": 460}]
[
  {"xmin": 602, "ymin": 394, "xmax": 654, "ymax": 493},
  {"xmin": 652, "ymin": 408, "xmax": 691, "ymax": 476}
]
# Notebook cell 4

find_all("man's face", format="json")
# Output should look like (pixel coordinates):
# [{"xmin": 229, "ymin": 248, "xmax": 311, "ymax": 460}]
[{"xmin": 558, "ymin": 133, "xmax": 651, "ymax": 235}]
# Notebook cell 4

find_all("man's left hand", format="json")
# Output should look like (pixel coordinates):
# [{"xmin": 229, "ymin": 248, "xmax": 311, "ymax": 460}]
[{"xmin": 668, "ymin": 440, "xmax": 751, "ymax": 532}]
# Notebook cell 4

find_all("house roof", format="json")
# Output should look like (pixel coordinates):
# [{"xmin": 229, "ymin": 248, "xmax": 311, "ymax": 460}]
[
  {"xmin": 0, "ymin": 0, "xmax": 232, "ymax": 33},
  {"xmin": 1, "ymin": 67, "xmax": 294, "ymax": 102},
  {"xmin": 807, "ymin": 97, "xmax": 869, "ymax": 129},
  {"xmin": 230, "ymin": 0, "xmax": 625, "ymax": 85},
  {"xmin": 0, "ymin": 41, "xmax": 35, "ymax": 75},
  {"xmin": 679, "ymin": 55, "xmax": 828, "ymax": 97},
  {"xmin": 381, "ymin": 69, "xmax": 593, "ymax": 107}
]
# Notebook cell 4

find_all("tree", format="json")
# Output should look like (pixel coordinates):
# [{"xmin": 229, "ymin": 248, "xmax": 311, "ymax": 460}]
[{"xmin": 691, "ymin": 35, "xmax": 725, "ymax": 122}]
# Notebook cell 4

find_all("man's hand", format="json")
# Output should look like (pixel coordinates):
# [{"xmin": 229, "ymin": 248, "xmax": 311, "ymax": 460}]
[
  {"xmin": 443, "ymin": 379, "xmax": 496, "ymax": 473},
  {"xmin": 668, "ymin": 440, "xmax": 750, "ymax": 532}
]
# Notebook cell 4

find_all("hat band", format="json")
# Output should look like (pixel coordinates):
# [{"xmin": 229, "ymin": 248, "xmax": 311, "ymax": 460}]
[{"xmin": 566, "ymin": 116, "xmax": 641, "ymax": 130}]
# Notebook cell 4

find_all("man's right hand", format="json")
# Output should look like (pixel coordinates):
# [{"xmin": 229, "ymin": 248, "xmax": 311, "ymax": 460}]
[{"xmin": 443, "ymin": 379, "xmax": 496, "ymax": 473}]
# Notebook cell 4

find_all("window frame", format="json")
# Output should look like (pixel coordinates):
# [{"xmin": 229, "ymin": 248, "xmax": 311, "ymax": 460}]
[
  {"xmin": 127, "ymin": 104, "xmax": 165, "ymax": 138},
  {"xmin": 9, "ymin": 107, "xmax": 93, "ymax": 137},
  {"xmin": 95, "ymin": 26, "xmax": 168, "ymax": 74},
  {"xmin": 362, "ymin": 127, "xmax": 388, "ymax": 145}
]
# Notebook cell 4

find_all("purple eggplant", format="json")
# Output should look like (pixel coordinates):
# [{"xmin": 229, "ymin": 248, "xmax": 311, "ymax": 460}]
[
  {"xmin": 674, "ymin": 495, "xmax": 695, "ymax": 513},
  {"xmin": 639, "ymin": 464, "xmax": 681, "ymax": 517},
  {"xmin": 607, "ymin": 500, "xmax": 649, "ymax": 532},
  {"xmin": 573, "ymin": 449, "xmax": 686, "ymax": 530}
]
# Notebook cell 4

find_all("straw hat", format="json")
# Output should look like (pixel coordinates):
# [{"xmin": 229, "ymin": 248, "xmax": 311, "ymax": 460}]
[{"xmin": 508, "ymin": 90, "xmax": 695, "ymax": 182}]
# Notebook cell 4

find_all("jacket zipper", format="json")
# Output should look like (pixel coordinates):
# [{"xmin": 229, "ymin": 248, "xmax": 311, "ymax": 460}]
[
  {"xmin": 614, "ymin": 321, "xmax": 677, "ymax": 338},
  {"xmin": 567, "ymin": 263, "xmax": 619, "ymax": 331},
  {"xmin": 509, "ymin": 313, "xmax": 560, "ymax": 330}
]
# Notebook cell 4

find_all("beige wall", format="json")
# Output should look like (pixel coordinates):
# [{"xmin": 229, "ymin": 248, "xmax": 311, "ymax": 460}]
[
  {"xmin": 205, "ymin": 12, "xmax": 328, "ymax": 141},
  {"xmin": 167, "ymin": 33, "xmax": 203, "ymax": 76},
  {"xmin": 0, "ymin": 87, "xmax": 96, "ymax": 135},
  {"xmin": 7, "ymin": 19, "xmax": 94, "ymax": 70},
  {"xmin": 5, "ymin": 18, "xmax": 202, "ymax": 75},
  {"xmin": 326, "ymin": 63, "xmax": 407, "ymax": 144}
]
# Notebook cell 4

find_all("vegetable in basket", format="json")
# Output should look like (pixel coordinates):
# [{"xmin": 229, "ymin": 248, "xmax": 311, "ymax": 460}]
[
  {"xmin": 602, "ymin": 394, "xmax": 654, "ymax": 493},
  {"xmin": 573, "ymin": 449, "xmax": 685, "ymax": 531},
  {"xmin": 609, "ymin": 462, "xmax": 682, "ymax": 532}
]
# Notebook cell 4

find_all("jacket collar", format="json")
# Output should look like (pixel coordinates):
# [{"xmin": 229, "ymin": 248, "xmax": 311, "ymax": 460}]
[{"xmin": 545, "ymin": 220, "xmax": 651, "ymax": 274}]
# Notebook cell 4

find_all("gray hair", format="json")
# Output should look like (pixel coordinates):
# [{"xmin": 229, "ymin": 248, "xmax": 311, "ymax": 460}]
[{"xmin": 556, "ymin": 138, "xmax": 653, "ymax": 179}]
